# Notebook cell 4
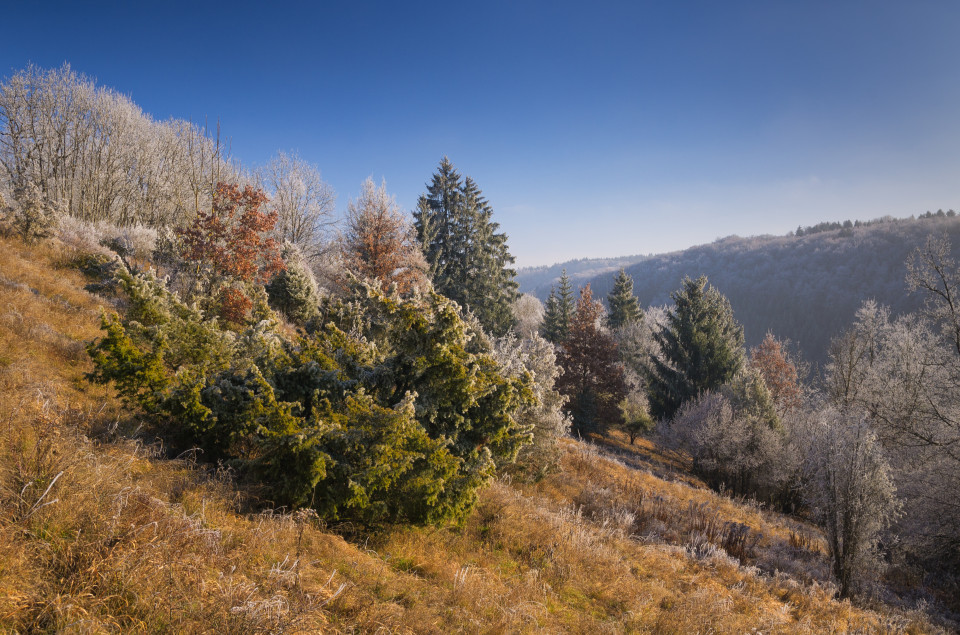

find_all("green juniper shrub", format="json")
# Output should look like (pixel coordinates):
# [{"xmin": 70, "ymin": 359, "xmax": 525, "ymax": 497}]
[{"xmin": 88, "ymin": 270, "xmax": 536, "ymax": 526}]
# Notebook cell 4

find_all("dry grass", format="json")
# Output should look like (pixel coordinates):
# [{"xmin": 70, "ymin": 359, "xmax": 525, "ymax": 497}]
[{"xmin": 0, "ymin": 234, "xmax": 942, "ymax": 633}]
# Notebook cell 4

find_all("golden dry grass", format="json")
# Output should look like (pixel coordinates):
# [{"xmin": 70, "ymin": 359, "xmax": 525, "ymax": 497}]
[{"xmin": 0, "ymin": 234, "xmax": 941, "ymax": 633}]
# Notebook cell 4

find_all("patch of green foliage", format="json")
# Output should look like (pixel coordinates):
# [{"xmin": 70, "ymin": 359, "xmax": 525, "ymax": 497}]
[{"xmin": 88, "ymin": 268, "xmax": 535, "ymax": 525}]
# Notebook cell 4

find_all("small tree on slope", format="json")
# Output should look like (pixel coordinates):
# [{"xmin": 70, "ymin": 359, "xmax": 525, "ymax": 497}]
[
  {"xmin": 647, "ymin": 275, "xmax": 744, "ymax": 421},
  {"xmin": 607, "ymin": 267, "xmax": 642, "ymax": 329},
  {"xmin": 555, "ymin": 284, "xmax": 628, "ymax": 435}
]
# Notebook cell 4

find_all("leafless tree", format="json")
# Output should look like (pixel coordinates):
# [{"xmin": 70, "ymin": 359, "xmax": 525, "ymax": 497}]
[
  {"xmin": 0, "ymin": 64, "xmax": 240, "ymax": 229},
  {"xmin": 261, "ymin": 150, "xmax": 335, "ymax": 263},
  {"xmin": 826, "ymin": 245, "xmax": 960, "ymax": 568},
  {"xmin": 802, "ymin": 408, "xmax": 899, "ymax": 598}
]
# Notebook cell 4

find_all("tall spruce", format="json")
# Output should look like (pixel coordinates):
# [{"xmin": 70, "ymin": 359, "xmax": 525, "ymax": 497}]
[
  {"xmin": 607, "ymin": 268, "xmax": 642, "ymax": 329},
  {"xmin": 414, "ymin": 158, "xmax": 518, "ymax": 336},
  {"xmin": 541, "ymin": 269, "xmax": 574, "ymax": 344},
  {"xmin": 541, "ymin": 288, "xmax": 563, "ymax": 343},
  {"xmin": 647, "ymin": 275, "xmax": 744, "ymax": 421}
]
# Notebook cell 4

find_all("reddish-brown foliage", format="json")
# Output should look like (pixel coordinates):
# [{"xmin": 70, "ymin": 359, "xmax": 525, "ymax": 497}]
[
  {"xmin": 556, "ymin": 284, "xmax": 628, "ymax": 434},
  {"xmin": 340, "ymin": 180, "xmax": 429, "ymax": 294},
  {"xmin": 750, "ymin": 332, "xmax": 802, "ymax": 414},
  {"xmin": 177, "ymin": 182, "xmax": 285, "ymax": 284},
  {"xmin": 218, "ymin": 285, "xmax": 253, "ymax": 324}
]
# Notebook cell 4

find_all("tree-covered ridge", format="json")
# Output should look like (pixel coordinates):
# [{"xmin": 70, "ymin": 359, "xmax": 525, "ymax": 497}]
[{"xmin": 526, "ymin": 214, "xmax": 960, "ymax": 364}]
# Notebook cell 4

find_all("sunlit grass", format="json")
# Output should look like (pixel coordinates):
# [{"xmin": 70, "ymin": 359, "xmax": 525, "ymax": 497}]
[{"xmin": 0, "ymin": 234, "xmax": 939, "ymax": 633}]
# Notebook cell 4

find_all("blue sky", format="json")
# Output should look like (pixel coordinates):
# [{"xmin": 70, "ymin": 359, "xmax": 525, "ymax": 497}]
[{"xmin": 4, "ymin": 1, "xmax": 960, "ymax": 267}]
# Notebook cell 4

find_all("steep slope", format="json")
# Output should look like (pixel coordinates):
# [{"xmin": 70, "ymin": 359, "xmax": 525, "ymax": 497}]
[
  {"xmin": 0, "ymin": 234, "xmax": 938, "ymax": 632},
  {"xmin": 522, "ymin": 215, "xmax": 960, "ymax": 365}
]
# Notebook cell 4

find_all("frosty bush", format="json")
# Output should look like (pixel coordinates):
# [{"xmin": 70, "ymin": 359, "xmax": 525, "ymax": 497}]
[
  {"xmin": 99, "ymin": 223, "xmax": 158, "ymax": 264},
  {"xmin": 492, "ymin": 333, "xmax": 570, "ymax": 478},
  {"xmin": 266, "ymin": 244, "xmax": 321, "ymax": 326},
  {"xmin": 663, "ymin": 369, "xmax": 793, "ymax": 503},
  {"xmin": 88, "ymin": 270, "xmax": 535, "ymax": 525},
  {"xmin": 11, "ymin": 181, "xmax": 60, "ymax": 242}
]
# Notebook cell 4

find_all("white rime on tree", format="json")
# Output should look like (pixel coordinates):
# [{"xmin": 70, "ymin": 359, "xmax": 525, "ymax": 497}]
[
  {"xmin": 492, "ymin": 332, "xmax": 570, "ymax": 477},
  {"xmin": 0, "ymin": 64, "xmax": 241, "ymax": 227},
  {"xmin": 260, "ymin": 151, "xmax": 336, "ymax": 264},
  {"xmin": 826, "ymin": 242, "xmax": 960, "ymax": 568},
  {"xmin": 802, "ymin": 408, "xmax": 899, "ymax": 599},
  {"xmin": 512, "ymin": 293, "xmax": 545, "ymax": 339}
]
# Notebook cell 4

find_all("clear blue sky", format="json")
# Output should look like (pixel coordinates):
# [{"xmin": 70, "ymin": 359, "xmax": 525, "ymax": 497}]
[{"xmin": 4, "ymin": 1, "xmax": 960, "ymax": 267}]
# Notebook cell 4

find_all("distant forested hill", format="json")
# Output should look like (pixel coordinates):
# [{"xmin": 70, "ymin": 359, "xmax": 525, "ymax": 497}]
[{"xmin": 519, "ymin": 214, "xmax": 960, "ymax": 365}]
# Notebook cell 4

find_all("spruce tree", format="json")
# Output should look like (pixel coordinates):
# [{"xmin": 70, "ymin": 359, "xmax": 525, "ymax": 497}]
[
  {"xmin": 413, "ymin": 157, "xmax": 462, "ymax": 285},
  {"xmin": 607, "ymin": 267, "xmax": 642, "ymax": 329},
  {"xmin": 647, "ymin": 275, "xmax": 744, "ymax": 421},
  {"xmin": 541, "ymin": 287, "xmax": 563, "ymax": 343},
  {"xmin": 541, "ymin": 269, "xmax": 575, "ymax": 344},
  {"xmin": 414, "ymin": 158, "xmax": 518, "ymax": 336}
]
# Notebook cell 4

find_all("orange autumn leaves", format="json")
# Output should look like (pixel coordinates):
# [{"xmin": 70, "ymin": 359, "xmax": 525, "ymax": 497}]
[{"xmin": 177, "ymin": 183, "xmax": 285, "ymax": 324}]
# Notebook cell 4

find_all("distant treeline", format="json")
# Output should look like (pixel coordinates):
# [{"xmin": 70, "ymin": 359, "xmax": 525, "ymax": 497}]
[
  {"xmin": 792, "ymin": 211, "xmax": 955, "ymax": 237},
  {"xmin": 523, "ymin": 215, "xmax": 960, "ymax": 366}
]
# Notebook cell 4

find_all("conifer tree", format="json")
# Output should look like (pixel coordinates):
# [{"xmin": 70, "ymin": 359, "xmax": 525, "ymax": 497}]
[
  {"xmin": 541, "ymin": 288, "xmax": 563, "ymax": 343},
  {"xmin": 607, "ymin": 267, "xmax": 642, "ymax": 329},
  {"xmin": 266, "ymin": 245, "xmax": 321, "ymax": 326},
  {"xmin": 413, "ymin": 158, "xmax": 461, "ymax": 285},
  {"xmin": 540, "ymin": 269, "xmax": 574, "ymax": 344},
  {"xmin": 647, "ymin": 275, "xmax": 744, "ymax": 421},
  {"xmin": 413, "ymin": 158, "xmax": 518, "ymax": 336},
  {"xmin": 750, "ymin": 332, "xmax": 802, "ymax": 416},
  {"xmin": 555, "ymin": 284, "xmax": 628, "ymax": 435}
]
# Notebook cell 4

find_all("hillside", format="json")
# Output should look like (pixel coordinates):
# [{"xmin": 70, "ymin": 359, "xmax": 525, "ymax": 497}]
[
  {"xmin": 520, "ymin": 215, "xmax": 960, "ymax": 365},
  {"xmin": 0, "ymin": 234, "xmax": 942, "ymax": 631}
]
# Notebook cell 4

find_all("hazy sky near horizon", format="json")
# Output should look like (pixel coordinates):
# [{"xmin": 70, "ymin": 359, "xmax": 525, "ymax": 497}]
[{"xmin": 4, "ymin": 1, "xmax": 960, "ymax": 267}]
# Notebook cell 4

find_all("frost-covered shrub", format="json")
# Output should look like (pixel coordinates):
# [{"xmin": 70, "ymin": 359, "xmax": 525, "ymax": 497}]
[
  {"xmin": 88, "ymin": 272, "xmax": 535, "ymax": 526},
  {"xmin": 492, "ymin": 333, "xmax": 570, "ymax": 478},
  {"xmin": 10, "ymin": 181, "xmax": 60, "ymax": 242},
  {"xmin": 266, "ymin": 244, "xmax": 321, "ymax": 325},
  {"xmin": 55, "ymin": 215, "xmax": 113, "ymax": 256},
  {"xmin": 99, "ymin": 223, "xmax": 158, "ymax": 264},
  {"xmin": 662, "ymin": 369, "xmax": 794, "ymax": 502}
]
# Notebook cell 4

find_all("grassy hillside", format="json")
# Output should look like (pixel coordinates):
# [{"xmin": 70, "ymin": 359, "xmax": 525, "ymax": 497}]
[
  {"xmin": 520, "ymin": 215, "xmax": 960, "ymax": 365},
  {"xmin": 0, "ymin": 234, "xmax": 940, "ymax": 632}
]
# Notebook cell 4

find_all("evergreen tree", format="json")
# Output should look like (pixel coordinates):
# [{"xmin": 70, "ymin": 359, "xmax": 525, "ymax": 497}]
[
  {"xmin": 413, "ymin": 158, "xmax": 462, "ymax": 285},
  {"xmin": 555, "ymin": 284, "xmax": 628, "ymax": 435},
  {"xmin": 541, "ymin": 287, "xmax": 563, "ymax": 343},
  {"xmin": 540, "ymin": 269, "xmax": 574, "ymax": 344},
  {"xmin": 266, "ymin": 244, "xmax": 321, "ymax": 326},
  {"xmin": 460, "ymin": 176, "xmax": 518, "ymax": 332},
  {"xmin": 607, "ymin": 267, "xmax": 642, "ymax": 329},
  {"xmin": 413, "ymin": 158, "xmax": 518, "ymax": 336},
  {"xmin": 647, "ymin": 275, "xmax": 744, "ymax": 421}
]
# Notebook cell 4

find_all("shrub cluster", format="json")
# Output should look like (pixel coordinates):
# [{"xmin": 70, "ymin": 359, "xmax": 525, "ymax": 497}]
[{"xmin": 88, "ymin": 267, "xmax": 535, "ymax": 525}]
